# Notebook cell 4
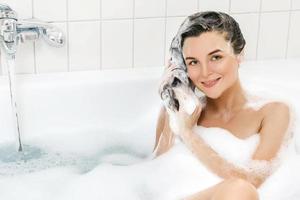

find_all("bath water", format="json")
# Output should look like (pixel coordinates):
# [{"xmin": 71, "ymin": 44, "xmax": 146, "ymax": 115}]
[{"xmin": 5, "ymin": 57, "xmax": 23, "ymax": 151}]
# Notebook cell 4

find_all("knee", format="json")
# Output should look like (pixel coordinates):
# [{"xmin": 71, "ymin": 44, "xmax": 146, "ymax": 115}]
[
  {"xmin": 229, "ymin": 178, "xmax": 257, "ymax": 190},
  {"xmin": 227, "ymin": 178, "xmax": 259, "ymax": 199},
  {"xmin": 213, "ymin": 178, "xmax": 259, "ymax": 200}
]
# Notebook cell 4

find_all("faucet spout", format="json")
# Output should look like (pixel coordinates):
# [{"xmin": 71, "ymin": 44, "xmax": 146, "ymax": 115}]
[
  {"xmin": 0, "ymin": 4, "xmax": 18, "ymax": 58},
  {"xmin": 0, "ymin": 3, "xmax": 65, "ymax": 58}
]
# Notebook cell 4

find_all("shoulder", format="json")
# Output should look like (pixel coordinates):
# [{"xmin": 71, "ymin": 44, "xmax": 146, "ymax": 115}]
[
  {"xmin": 259, "ymin": 101, "xmax": 291, "ymax": 142},
  {"xmin": 252, "ymin": 101, "xmax": 291, "ymax": 160},
  {"xmin": 260, "ymin": 101, "xmax": 290, "ymax": 121}
]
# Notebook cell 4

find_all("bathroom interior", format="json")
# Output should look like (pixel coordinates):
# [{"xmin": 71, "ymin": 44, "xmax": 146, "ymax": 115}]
[{"xmin": 0, "ymin": 0, "xmax": 300, "ymax": 199}]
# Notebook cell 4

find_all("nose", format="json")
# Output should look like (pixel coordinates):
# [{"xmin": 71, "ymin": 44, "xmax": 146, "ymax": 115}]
[{"xmin": 200, "ymin": 62, "xmax": 210, "ymax": 78}]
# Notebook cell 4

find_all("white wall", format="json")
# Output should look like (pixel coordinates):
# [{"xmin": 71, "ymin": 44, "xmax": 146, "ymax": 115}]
[{"xmin": 0, "ymin": 0, "xmax": 299, "ymax": 75}]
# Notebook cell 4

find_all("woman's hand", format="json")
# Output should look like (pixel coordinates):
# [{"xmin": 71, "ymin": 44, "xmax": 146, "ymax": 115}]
[
  {"xmin": 158, "ymin": 59, "xmax": 190, "ymax": 112},
  {"xmin": 166, "ymin": 87, "xmax": 203, "ymax": 138},
  {"xmin": 159, "ymin": 58, "xmax": 203, "ymax": 138}
]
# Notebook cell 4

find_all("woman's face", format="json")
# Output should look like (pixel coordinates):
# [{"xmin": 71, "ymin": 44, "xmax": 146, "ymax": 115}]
[{"xmin": 182, "ymin": 31, "xmax": 241, "ymax": 99}]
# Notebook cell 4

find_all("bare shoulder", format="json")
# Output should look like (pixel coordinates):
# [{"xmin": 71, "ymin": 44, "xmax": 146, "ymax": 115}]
[
  {"xmin": 260, "ymin": 101, "xmax": 291, "ymax": 133},
  {"xmin": 252, "ymin": 101, "xmax": 291, "ymax": 160},
  {"xmin": 260, "ymin": 101, "xmax": 290, "ymax": 119}
]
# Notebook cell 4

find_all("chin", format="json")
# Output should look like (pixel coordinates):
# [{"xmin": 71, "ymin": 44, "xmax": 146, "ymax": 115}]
[{"xmin": 204, "ymin": 90, "xmax": 223, "ymax": 99}]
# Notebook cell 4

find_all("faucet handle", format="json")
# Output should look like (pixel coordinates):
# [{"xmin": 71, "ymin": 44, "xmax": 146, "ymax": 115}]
[
  {"xmin": 41, "ymin": 26, "xmax": 65, "ymax": 47},
  {"xmin": 17, "ymin": 19, "xmax": 65, "ymax": 47},
  {"xmin": 1, "ymin": 19, "xmax": 17, "ymax": 42},
  {"xmin": 0, "ymin": 4, "xmax": 18, "ymax": 19}
]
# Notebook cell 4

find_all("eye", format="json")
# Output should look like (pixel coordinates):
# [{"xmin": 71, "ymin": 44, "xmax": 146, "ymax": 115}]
[
  {"xmin": 211, "ymin": 55, "xmax": 222, "ymax": 61},
  {"xmin": 188, "ymin": 60, "xmax": 198, "ymax": 66}
]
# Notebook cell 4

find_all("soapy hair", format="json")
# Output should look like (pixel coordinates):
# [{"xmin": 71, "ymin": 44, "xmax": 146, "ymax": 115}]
[{"xmin": 169, "ymin": 11, "xmax": 246, "ymax": 71}]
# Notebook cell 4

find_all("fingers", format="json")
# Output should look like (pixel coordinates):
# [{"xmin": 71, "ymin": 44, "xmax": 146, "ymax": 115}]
[
  {"xmin": 172, "ymin": 87, "xmax": 202, "ymax": 116},
  {"xmin": 159, "ymin": 68, "xmax": 185, "ymax": 99},
  {"xmin": 166, "ymin": 58, "xmax": 172, "ymax": 68},
  {"xmin": 159, "ymin": 61, "xmax": 190, "ymax": 113},
  {"xmin": 160, "ymin": 69, "xmax": 186, "ymax": 91},
  {"xmin": 193, "ymin": 104, "xmax": 202, "ymax": 117}
]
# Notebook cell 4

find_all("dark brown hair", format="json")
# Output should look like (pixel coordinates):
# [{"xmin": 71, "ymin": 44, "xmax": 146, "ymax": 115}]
[
  {"xmin": 169, "ymin": 11, "xmax": 246, "ymax": 71},
  {"xmin": 180, "ymin": 11, "xmax": 245, "ymax": 54}
]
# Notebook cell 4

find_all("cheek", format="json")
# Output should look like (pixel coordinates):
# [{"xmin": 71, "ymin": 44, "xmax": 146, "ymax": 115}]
[
  {"xmin": 221, "ymin": 62, "xmax": 239, "ymax": 84},
  {"xmin": 219, "ymin": 58, "xmax": 238, "ymax": 76},
  {"xmin": 187, "ymin": 68, "xmax": 199, "ymax": 82}
]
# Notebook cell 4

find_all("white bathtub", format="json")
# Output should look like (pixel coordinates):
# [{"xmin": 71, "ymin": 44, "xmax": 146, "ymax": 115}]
[
  {"xmin": 0, "ymin": 59, "xmax": 300, "ymax": 199},
  {"xmin": 0, "ymin": 66, "xmax": 164, "ymax": 157}
]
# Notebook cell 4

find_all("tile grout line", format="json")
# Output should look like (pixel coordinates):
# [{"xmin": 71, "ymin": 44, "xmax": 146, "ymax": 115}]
[
  {"xmin": 285, "ymin": 0, "xmax": 293, "ymax": 59},
  {"xmin": 99, "ymin": 0, "xmax": 102, "ymax": 70},
  {"xmin": 255, "ymin": 0, "xmax": 263, "ymax": 60},
  {"xmin": 163, "ymin": 0, "xmax": 168, "ymax": 65},
  {"xmin": 132, "ymin": 0, "xmax": 135, "ymax": 69},
  {"xmin": 32, "ymin": 0, "xmax": 37, "ymax": 74},
  {"xmin": 66, "ymin": 0, "xmax": 70, "ymax": 72},
  {"xmin": 40, "ymin": 9, "xmax": 300, "ymax": 23}
]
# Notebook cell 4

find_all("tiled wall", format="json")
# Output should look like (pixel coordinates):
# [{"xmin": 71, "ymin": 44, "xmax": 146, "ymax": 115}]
[{"xmin": 0, "ymin": 0, "xmax": 299, "ymax": 75}]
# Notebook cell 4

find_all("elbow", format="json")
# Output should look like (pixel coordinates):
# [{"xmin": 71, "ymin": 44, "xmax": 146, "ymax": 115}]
[
  {"xmin": 227, "ymin": 168, "xmax": 266, "ymax": 189},
  {"xmin": 251, "ymin": 175, "xmax": 267, "ymax": 188}
]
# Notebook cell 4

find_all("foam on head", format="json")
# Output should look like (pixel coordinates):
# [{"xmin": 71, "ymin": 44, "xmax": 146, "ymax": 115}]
[{"xmin": 169, "ymin": 11, "xmax": 246, "ymax": 64}]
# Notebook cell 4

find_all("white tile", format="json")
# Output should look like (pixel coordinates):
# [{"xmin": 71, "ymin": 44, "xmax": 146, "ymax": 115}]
[
  {"xmin": 68, "ymin": 0, "xmax": 100, "ymax": 20},
  {"xmin": 1, "ymin": 0, "xmax": 32, "ymax": 19},
  {"xmin": 165, "ymin": 17, "xmax": 185, "ymax": 60},
  {"xmin": 102, "ymin": 0, "xmax": 133, "ymax": 19},
  {"xmin": 0, "ymin": 52, "xmax": 8, "ymax": 75},
  {"xmin": 287, "ymin": 11, "xmax": 300, "ymax": 58},
  {"xmin": 15, "ymin": 42, "xmax": 35, "ymax": 74},
  {"xmin": 0, "ymin": 54, "xmax": 2, "ymax": 75},
  {"xmin": 230, "ymin": 0, "xmax": 260, "ymax": 13},
  {"xmin": 134, "ymin": 18, "xmax": 165, "ymax": 68},
  {"xmin": 102, "ymin": 20, "xmax": 133, "ymax": 69},
  {"xmin": 257, "ymin": 12, "xmax": 289, "ymax": 60},
  {"xmin": 69, "ymin": 21, "xmax": 101, "ymax": 71},
  {"xmin": 167, "ymin": 0, "xmax": 198, "ymax": 16},
  {"xmin": 198, "ymin": 0, "xmax": 230, "ymax": 13},
  {"xmin": 33, "ymin": 0, "xmax": 67, "ymax": 21},
  {"xmin": 0, "ymin": 58, "xmax": 2, "ymax": 76},
  {"xmin": 292, "ymin": 0, "xmax": 300, "ymax": 9},
  {"xmin": 135, "ymin": 0, "xmax": 166, "ymax": 18},
  {"xmin": 35, "ymin": 23, "xmax": 68, "ymax": 73},
  {"xmin": 232, "ymin": 13, "xmax": 259, "ymax": 60},
  {"xmin": 261, "ymin": 0, "xmax": 291, "ymax": 11}
]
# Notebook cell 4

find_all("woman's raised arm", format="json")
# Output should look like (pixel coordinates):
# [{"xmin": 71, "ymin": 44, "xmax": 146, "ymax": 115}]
[{"xmin": 152, "ymin": 106, "xmax": 175, "ymax": 158}]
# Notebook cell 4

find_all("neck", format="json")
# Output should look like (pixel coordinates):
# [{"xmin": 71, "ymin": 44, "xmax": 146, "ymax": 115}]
[{"xmin": 206, "ymin": 79, "xmax": 247, "ymax": 116}]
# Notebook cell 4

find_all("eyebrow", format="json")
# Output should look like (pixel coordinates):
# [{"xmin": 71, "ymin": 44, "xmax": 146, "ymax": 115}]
[
  {"xmin": 208, "ymin": 49, "xmax": 222, "ymax": 55},
  {"xmin": 185, "ymin": 57, "xmax": 196, "ymax": 60},
  {"xmin": 185, "ymin": 49, "xmax": 223, "ymax": 60}
]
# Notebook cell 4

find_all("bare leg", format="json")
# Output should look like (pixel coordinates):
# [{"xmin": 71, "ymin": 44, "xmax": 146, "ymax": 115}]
[
  {"xmin": 183, "ymin": 182, "xmax": 223, "ymax": 200},
  {"xmin": 212, "ymin": 178, "xmax": 259, "ymax": 200},
  {"xmin": 183, "ymin": 178, "xmax": 259, "ymax": 200}
]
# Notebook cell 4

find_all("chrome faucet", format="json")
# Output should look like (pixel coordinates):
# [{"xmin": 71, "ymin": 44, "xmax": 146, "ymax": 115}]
[
  {"xmin": 0, "ymin": 4, "xmax": 65, "ymax": 59},
  {"xmin": 0, "ymin": 4, "xmax": 66, "ymax": 152}
]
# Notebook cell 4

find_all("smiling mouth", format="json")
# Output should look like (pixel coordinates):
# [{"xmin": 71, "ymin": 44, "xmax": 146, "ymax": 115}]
[{"xmin": 201, "ymin": 77, "xmax": 221, "ymax": 88}]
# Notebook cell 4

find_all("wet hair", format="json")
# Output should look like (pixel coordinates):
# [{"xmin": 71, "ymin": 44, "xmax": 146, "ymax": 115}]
[{"xmin": 169, "ymin": 11, "xmax": 246, "ymax": 71}]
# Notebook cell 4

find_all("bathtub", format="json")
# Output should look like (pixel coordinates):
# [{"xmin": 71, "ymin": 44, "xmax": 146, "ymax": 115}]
[{"xmin": 0, "ymin": 59, "xmax": 300, "ymax": 200}]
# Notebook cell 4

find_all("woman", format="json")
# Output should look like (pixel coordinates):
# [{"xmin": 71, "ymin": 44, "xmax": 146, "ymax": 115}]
[{"xmin": 153, "ymin": 11, "xmax": 293, "ymax": 200}]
